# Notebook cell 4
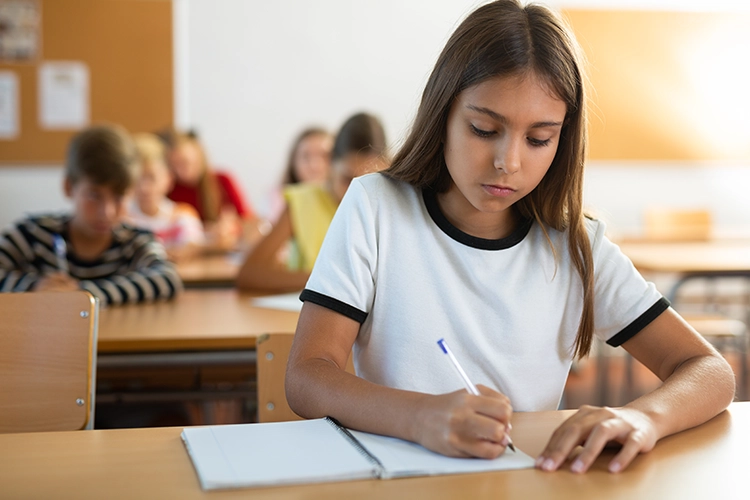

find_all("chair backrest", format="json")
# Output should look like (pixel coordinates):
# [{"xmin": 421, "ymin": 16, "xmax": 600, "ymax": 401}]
[
  {"xmin": 644, "ymin": 208, "xmax": 712, "ymax": 241},
  {"xmin": 256, "ymin": 333, "xmax": 355, "ymax": 423},
  {"xmin": 0, "ymin": 291, "xmax": 99, "ymax": 433}
]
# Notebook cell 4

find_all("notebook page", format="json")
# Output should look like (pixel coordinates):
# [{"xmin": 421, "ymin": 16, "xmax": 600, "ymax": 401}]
[
  {"xmin": 249, "ymin": 292, "xmax": 303, "ymax": 312},
  {"xmin": 348, "ymin": 430, "xmax": 536, "ymax": 479},
  {"xmin": 181, "ymin": 419, "xmax": 377, "ymax": 490}
]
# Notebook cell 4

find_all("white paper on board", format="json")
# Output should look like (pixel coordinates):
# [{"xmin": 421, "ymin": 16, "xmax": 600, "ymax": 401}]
[
  {"xmin": 0, "ymin": 70, "xmax": 19, "ymax": 139},
  {"xmin": 38, "ymin": 61, "xmax": 90, "ymax": 130}
]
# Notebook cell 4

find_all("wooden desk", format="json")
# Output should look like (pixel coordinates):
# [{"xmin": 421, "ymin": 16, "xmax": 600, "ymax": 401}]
[
  {"xmin": 98, "ymin": 289, "xmax": 300, "ymax": 354},
  {"xmin": 0, "ymin": 403, "xmax": 746, "ymax": 499},
  {"xmin": 618, "ymin": 240, "xmax": 750, "ymax": 274},
  {"xmin": 175, "ymin": 254, "xmax": 242, "ymax": 288}
]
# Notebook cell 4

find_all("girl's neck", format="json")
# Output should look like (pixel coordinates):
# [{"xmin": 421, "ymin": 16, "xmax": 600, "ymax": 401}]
[
  {"xmin": 436, "ymin": 189, "xmax": 518, "ymax": 240},
  {"xmin": 139, "ymin": 199, "xmax": 161, "ymax": 217}
]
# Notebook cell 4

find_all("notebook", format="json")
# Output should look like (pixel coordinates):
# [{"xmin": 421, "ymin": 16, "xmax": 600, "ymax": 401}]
[
  {"xmin": 181, "ymin": 417, "xmax": 535, "ymax": 491},
  {"xmin": 249, "ymin": 292, "xmax": 303, "ymax": 312}
]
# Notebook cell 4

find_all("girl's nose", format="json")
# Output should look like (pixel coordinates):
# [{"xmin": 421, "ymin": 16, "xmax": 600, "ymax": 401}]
[{"xmin": 494, "ymin": 136, "xmax": 521, "ymax": 174}]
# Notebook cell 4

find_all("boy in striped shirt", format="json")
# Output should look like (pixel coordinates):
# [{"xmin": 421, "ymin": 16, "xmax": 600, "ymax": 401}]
[{"xmin": 0, "ymin": 124, "xmax": 183, "ymax": 305}]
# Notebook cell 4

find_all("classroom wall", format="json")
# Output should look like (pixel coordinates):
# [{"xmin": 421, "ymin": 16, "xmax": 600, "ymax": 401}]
[{"xmin": 2, "ymin": 0, "xmax": 749, "ymax": 237}]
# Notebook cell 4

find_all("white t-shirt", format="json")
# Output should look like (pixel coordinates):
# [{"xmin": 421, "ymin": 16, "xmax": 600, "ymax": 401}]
[{"xmin": 302, "ymin": 173, "xmax": 667, "ymax": 411}]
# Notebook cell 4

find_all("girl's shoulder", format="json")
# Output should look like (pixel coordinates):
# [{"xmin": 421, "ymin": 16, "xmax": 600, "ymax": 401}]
[{"xmin": 349, "ymin": 172, "xmax": 420, "ymax": 202}]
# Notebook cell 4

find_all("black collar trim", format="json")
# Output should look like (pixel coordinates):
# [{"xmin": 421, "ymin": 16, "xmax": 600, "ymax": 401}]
[{"xmin": 422, "ymin": 189, "xmax": 533, "ymax": 250}]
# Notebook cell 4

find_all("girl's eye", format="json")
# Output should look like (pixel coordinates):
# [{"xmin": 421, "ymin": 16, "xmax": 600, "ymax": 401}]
[
  {"xmin": 528, "ymin": 137, "xmax": 551, "ymax": 147},
  {"xmin": 470, "ymin": 124, "xmax": 495, "ymax": 138}
]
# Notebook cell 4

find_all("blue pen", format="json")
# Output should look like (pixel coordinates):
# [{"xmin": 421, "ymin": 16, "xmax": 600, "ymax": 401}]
[
  {"xmin": 53, "ymin": 234, "xmax": 69, "ymax": 274},
  {"xmin": 437, "ymin": 338, "xmax": 515, "ymax": 452}
]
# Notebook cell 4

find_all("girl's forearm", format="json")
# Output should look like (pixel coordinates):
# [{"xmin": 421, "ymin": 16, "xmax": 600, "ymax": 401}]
[
  {"xmin": 286, "ymin": 357, "xmax": 427, "ymax": 443},
  {"xmin": 624, "ymin": 353, "xmax": 735, "ymax": 439}
]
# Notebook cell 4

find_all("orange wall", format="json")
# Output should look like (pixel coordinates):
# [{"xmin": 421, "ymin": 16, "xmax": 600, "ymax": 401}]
[{"xmin": 563, "ymin": 10, "xmax": 750, "ymax": 162}]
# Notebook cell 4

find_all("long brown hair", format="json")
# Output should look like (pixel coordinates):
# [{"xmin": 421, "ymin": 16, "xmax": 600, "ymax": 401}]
[
  {"xmin": 384, "ymin": 0, "xmax": 595, "ymax": 358},
  {"xmin": 158, "ymin": 128, "xmax": 222, "ymax": 222}
]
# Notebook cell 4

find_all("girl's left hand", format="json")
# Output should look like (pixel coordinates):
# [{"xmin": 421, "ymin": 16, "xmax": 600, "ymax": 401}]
[{"xmin": 536, "ymin": 405, "xmax": 658, "ymax": 474}]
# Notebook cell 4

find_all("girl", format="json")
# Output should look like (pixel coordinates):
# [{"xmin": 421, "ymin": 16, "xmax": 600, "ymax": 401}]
[
  {"xmin": 127, "ymin": 133, "xmax": 205, "ymax": 261},
  {"xmin": 285, "ymin": 0, "xmax": 734, "ymax": 475},
  {"xmin": 268, "ymin": 127, "xmax": 334, "ymax": 223},
  {"xmin": 236, "ymin": 113, "xmax": 387, "ymax": 292},
  {"xmin": 160, "ymin": 128, "xmax": 258, "ymax": 251}
]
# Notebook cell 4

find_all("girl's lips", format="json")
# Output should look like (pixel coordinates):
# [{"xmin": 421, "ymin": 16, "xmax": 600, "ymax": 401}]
[{"xmin": 482, "ymin": 184, "xmax": 516, "ymax": 197}]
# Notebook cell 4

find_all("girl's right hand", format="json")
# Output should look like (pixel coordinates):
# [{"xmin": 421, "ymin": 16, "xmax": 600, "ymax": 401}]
[{"xmin": 413, "ymin": 385, "xmax": 513, "ymax": 459}]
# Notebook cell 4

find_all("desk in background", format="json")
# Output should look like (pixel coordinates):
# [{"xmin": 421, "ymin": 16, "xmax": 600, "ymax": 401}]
[
  {"xmin": 98, "ymin": 289, "xmax": 299, "ymax": 353},
  {"xmin": 618, "ymin": 239, "xmax": 750, "ymax": 275},
  {"xmin": 96, "ymin": 289, "xmax": 301, "ymax": 424},
  {"xmin": 1, "ymin": 402, "xmax": 746, "ymax": 499},
  {"xmin": 175, "ymin": 253, "xmax": 242, "ymax": 288}
]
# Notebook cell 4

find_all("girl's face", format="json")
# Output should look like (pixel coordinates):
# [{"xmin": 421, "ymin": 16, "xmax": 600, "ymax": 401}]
[
  {"xmin": 439, "ymin": 73, "xmax": 566, "ymax": 238},
  {"xmin": 168, "ymin": 141, "xmax": 204, "ymax": 186},
  {"xmin": 136, "ymin": 160, "xmax": 173, "ymax": 211},
  {"xmin": 294, "ymin": 134, "xmax": 333, "ymax": 184}
]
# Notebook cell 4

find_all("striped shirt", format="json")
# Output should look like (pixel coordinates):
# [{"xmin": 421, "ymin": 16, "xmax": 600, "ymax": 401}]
[{"xmin": 0, "ymin": 214, "xmax": 183, "ymax": 306}]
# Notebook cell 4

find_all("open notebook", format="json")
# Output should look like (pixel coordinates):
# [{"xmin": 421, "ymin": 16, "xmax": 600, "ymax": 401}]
[{"xmin": 181, "ymin": 417, "xmax": 535, "ymax": 491}]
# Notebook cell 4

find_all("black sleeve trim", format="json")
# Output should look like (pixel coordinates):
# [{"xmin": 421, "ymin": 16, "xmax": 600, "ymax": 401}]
[
  {"xmin": 606, "ymin": 297, "xmax": 671, "ymax": 347},
  {"xmin": 299, "ymin": 289, "xmax": 368, "ymax": 324}
]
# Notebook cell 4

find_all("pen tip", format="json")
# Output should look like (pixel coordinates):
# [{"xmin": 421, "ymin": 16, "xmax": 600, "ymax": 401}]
[{"xmin": 437, "ymin": 339, "xmax": 447, "ymax": 354}]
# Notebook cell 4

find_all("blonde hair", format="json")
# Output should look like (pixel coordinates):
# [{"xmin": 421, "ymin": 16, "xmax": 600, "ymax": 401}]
[{"xmin": 133, "ymin": 133, "xmax": 167, "ymax": 166}]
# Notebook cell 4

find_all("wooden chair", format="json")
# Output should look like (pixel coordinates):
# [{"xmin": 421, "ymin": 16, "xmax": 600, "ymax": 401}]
[
  {"xmin": 644, "ymin": 208, "xmax": 712, "ymax": 241},
  {"xmin": 0, "ymin": 291, "xmax": 99, "ymax": 433},
  {"xmin": 256, "ymin": 333, "xmax": 355, "ymax": 423}
]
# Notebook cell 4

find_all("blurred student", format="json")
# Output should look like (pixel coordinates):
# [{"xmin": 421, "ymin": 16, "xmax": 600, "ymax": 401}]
[
  {"xmin": 126, "ymin": 133, "xmax": 205, "ymax": 261},
  {"xmin": 160, "ymin": 128, "xmax": 258, "ymax": 250},
  {"xmin": 268, "ymin": 127, "xmax": 334, "ymax": 221},
  {"xmin": 236, "ymin": 113, "xmax": 387, "ymax": 292},
  {"xmin": 0, "ymin": 124, "xmax": 182, "ymax": 305}
]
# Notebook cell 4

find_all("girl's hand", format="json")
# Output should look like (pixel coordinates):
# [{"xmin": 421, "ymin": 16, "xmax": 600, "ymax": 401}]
[
  {"xmin": 413, "ymin": 385, "xmax": 513, "ymax": 459},
  {"xmin": 536, "ymin": 405, "xmax": 658, "ymax": 474}
]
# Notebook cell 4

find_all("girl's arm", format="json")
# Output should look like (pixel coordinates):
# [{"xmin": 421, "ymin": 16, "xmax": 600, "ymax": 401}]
[
  {"xmin": 286, "ymin": 302, "xmax": 514, "ymax": 459},
  {"xmin": 537, "ymin": 307, "xmax": 735, "ymax": 474},
  {"xmin": 235, "ymin": 207, "xmax": 309, "ymax": 292}
]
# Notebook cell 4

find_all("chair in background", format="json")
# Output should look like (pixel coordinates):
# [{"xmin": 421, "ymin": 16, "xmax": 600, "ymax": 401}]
[
  {"xmin": 595, "ymin": 208, "xmax": 749, "ymax": 404},
  {"xmin": 641, "ymin": 206, "xmax": 749, "ymax": 399},
  {"xmin": 256, "ymin": 333, "xmax": 354, "ymax": 423},
  {"xmin": 643, "ymin": 207, "xmax": 712, "ymax": 241},
  {"xmin": 0, "ymin": 291, "xmax": 99, "ymax": 433}
]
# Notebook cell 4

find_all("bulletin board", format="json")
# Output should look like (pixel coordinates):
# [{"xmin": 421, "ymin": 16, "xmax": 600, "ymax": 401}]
[
  {"xmin": 562, "ymin": 10, "xmax": 750, "ymax": 162},
  {"xmin": 0, "ymin": 0, "xmax": 172, "ymax": 164}
]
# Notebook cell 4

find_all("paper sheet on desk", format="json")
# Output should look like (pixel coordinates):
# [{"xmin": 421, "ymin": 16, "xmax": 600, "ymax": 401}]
[
  {"xmin": 350, "ymin": 429, "xmax": 536, "ymax": 479},
  {"xmin": 250, "ymin": 292, "xmax": 303, "ymax": 312}
]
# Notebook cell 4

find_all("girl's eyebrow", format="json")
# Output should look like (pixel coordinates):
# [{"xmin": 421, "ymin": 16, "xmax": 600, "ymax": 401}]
[{"xmin": 465, "ymin": 104, "xmax": 563, "ymax": 129}]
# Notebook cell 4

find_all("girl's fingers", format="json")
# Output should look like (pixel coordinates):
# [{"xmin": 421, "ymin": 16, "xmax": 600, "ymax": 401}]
[
  {"xmin": 569, "ymin": 420, "xmax": 630, "ymax": 473},
  {"xmin": 608, "ymin": 430, "xmax": 649, "ymax": 473},
  {"xmin": 537, "ymin": 406, "xmax": 613, "ymax": 471},
  {"xmin": 474, "ymin": 385, "xmax": 513, "ymax": 425}
]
